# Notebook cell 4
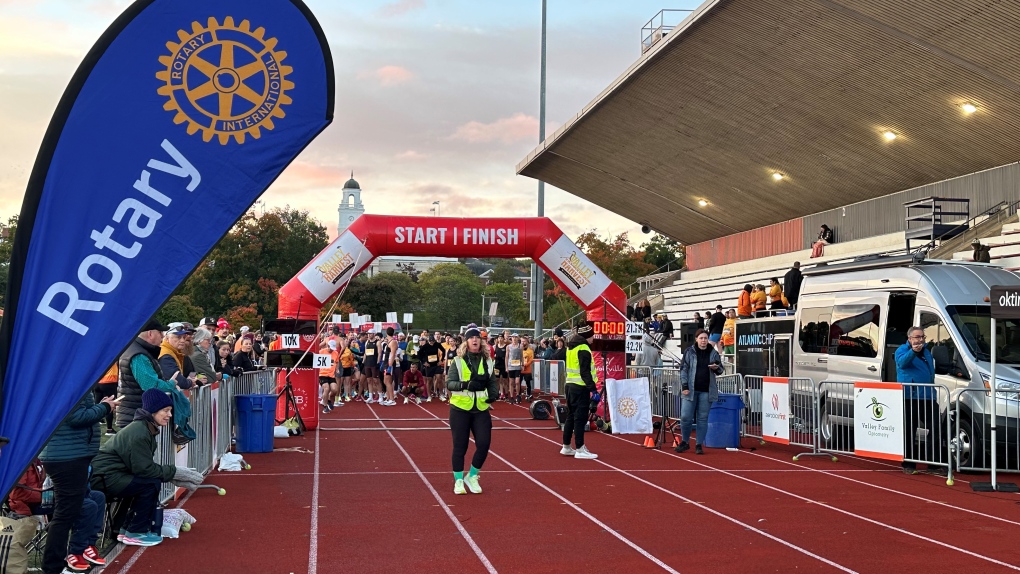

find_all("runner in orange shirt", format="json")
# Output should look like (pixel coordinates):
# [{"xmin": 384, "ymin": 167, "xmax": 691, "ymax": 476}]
[{"xmin": 319, "ymin": 339, "xmax": 341, "ymax": 413}]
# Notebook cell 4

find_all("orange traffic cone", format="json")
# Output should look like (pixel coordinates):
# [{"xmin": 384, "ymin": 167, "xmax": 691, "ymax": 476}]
[
  {"xmin": 642, "ymin": 436, "xmax": 655, "ymax": 448},
  {"xmin": 673, "ymin": 436, "xmax": 681, "ymax": 447}
]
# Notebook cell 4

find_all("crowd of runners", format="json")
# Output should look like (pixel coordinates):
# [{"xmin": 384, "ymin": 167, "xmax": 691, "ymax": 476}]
[{"xmin": 316, "ymin": 326, "xmax": 548, "ymax": 412}]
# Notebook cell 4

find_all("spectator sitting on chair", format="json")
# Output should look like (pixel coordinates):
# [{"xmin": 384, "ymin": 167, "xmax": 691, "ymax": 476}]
[
  {"xmin": 91, "ymin": 389, "xmax": 205, "ymax": 547},
  {"xmin": 811, "ymin": 224, "xmax": 834, "ymax": 258},
  {"xmin": 658, "ymin": 313, "xmax": 675, "ymax": 341},
  {"xmin": 972, "ymin": 239, "xmax": 992, "ymax": 263}
]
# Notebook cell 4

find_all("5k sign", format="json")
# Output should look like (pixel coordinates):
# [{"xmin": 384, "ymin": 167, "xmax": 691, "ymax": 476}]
[{"xmin": 0, "ymin": 0, "xmax": 333, "ymax": 498}]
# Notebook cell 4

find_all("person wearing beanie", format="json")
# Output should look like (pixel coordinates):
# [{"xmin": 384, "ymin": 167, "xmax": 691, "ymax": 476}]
[
  {"xmin": 446, "ymin": 328, "xmax": 498, "ymax": 495},
  {"xmin": 91, "ymin": 389, "xmax": 202, "ymax": 547},
  {"xmin": 561, "ymin": 323, "xmax": 600, "ymax": 460}
]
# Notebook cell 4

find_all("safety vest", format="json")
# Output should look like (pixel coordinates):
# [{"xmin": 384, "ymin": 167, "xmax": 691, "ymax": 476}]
[
  {"xmin": 450, "ymin": 355, "xmax": 491, "ymax": 412},
  {"xmin": 566, "ymin": 343, "xmax": 598, "ymax": 387}
]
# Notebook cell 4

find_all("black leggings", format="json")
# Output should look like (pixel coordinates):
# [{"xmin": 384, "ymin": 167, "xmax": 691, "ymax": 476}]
[
  {"xmin": 450, "ymin": 407, "xmax": 492, "ymax": 473},
  {"xmin": 563, "ymin": 384, "xmax": 591, "ymax": 448}
]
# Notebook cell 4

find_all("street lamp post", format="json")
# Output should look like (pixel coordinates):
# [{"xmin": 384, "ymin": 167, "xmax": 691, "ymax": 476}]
[
  {"xmin": 532, "ymin": 0, "xmax": 547, "ymax": 340},
  {"xmin": 432, "ymin": 201, "xmax": 440, "ymax": 217}
]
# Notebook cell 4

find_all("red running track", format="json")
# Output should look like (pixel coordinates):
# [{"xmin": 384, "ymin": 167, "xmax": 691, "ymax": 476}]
[{"xmin": 103, "ymin": 399, "xmax": 1020, "ymax": 574}]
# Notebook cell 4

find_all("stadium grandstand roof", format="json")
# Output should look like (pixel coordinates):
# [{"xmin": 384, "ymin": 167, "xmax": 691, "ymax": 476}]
[{"xmin": 517, "ymin": 0, "xmax": 1020, "ymax": 245}]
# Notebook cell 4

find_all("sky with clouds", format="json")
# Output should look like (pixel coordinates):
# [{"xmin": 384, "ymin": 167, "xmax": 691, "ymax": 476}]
[{"xmin": 0, "ymin": 0, "xmax": 702, "ymax": 242}]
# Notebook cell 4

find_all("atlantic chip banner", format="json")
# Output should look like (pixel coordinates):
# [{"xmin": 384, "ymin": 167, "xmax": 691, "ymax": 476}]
[
  {"xmin": 853, "ymin": 382, "xmax": 904, "ymax": 461},
  {"xmin": 761, "ymin": 377, "xmax": 790, "ymax": 444},
  {"xmin": 606, "ymin": 378, "xmax": 652, "ymax": 434},
  {"xmin": 0, "ymin": 0, "xmax": 333, "ymax": 496}
]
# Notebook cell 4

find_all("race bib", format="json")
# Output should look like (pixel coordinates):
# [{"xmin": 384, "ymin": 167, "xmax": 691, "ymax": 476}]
[
  {"xmin": 510, "ymin": 359, "xmax": 521, "ymax": 368},
  {"xmin": 366, "ymin": 348, "xmax": 375, "ymax": 356},
  {"xmin": 428, "ymin": 355, "xmax": 438, "ymax": 363}
]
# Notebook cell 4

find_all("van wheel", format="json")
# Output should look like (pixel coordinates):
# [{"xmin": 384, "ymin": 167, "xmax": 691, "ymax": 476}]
[
  {"xmin": 819, "ymin": 395, "xmax": 850, "ymax": 450},
  {"xmin": 953, "ymin": 413, "xmax": 983, "ymax": 471}
]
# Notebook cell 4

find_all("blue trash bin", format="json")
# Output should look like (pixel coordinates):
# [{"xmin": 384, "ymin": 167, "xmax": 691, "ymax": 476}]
[
  {"xmin": 705, "ymin": 393, "xmax": 744, "ymax": 448},
  {"xmin": 235, "ymin": 394, "xmax": 278, "ymax": 453}
]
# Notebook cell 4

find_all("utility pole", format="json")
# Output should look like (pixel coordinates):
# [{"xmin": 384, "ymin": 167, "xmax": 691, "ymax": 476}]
[{"xmin": 532, "ymin": 0, "xmax": 547, "ymax": 340}]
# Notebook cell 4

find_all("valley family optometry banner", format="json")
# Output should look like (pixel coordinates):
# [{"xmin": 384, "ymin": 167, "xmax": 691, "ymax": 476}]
[{"xmin": 0, "ymin": 0, "xmax": 333, "ymax": 497}]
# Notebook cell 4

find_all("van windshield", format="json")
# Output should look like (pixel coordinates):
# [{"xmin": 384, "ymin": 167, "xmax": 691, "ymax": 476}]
[{"xmin": 946, "ymin": 306, "xmax": 1020, "ymax": 364}]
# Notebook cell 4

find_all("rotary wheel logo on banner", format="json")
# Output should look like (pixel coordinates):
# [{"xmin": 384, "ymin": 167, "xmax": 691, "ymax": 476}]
[
  {"xmin": 616, "ymin": 397, "xmax": 639, "ymax": 418},
  {"xmin": 157, "ymin": 17, "xmax": 294, "ymax": 144}
]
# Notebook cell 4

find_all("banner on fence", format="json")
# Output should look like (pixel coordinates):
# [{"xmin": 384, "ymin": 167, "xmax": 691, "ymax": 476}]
[
  {"xmin": 853, "ymin": 382, "xmax": 904, "ymax": 461},
  {"xmin": 762, "ymin": 377, "xmax": 790, "ymax": 444},
  {"xmin": 548, "ymin": 362, "xmax": 560, "ymax": 395},
  {"xmin": 606, "ymin": 377, "xmax": 652, "ymax": 434}
]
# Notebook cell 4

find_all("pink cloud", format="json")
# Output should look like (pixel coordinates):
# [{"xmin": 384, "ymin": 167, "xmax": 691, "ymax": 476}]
[
  {"xmin": 450, "ymin": 113, "xmax": 538, "ymax": 144},
  {"xmin": 395, "ymin": 150, "xmax": 427, "ymax": 161},
  {"xmin": 378, "ymin": 0, "xmax": 425, "ymax": 17},
  {"xmin": 369, "ymin": 65, "xmax": 414, "ymax": 86}
]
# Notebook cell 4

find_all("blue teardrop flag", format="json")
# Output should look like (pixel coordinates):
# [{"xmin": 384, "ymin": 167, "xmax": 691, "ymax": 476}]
[{"xmin": 0, "ymin": 0, "xmax": 333, "ymax": 496}]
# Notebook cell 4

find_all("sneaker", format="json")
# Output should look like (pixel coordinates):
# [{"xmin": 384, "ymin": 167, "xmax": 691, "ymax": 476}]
[
  {"xmin": 454, "ymin": 479, "xmax": 466, "ymax": 495},
  {"xmin": 415, "ymin": 397, "xmax": 422, "ymax": 405},
  {"xmin": 354, "ymin": 394, "xmax": 364, "ymax": 402},
  {"xmin": 366, "ymin": 396, "xmax": 376, "ymax": 404},
  {"xmin": 574, "ymin": 445, "xmax": 598, "ymax": 460},
  {"xmin": 559, "ymin": 445, "xmax": 576, "ymax": 456},
  {"xmin": 426, "ymin": 396, "xmax": 433, "ymax": 403},
  {"xmin": 674, "ymin": 441, "xmax": 690, "ymax": 453},
  {"xmin": 695, "ymin": 444, "xmax": 704, "ymax": 455},
  {"xmin": 345, "ymin": 395, "xmax": 352, "ymax": 402},
  {"xmin": 403, "ymin": 397, "xmax": 410, "ymax": 404},
  {"xmin": 120, "ymin": 531, "xmax": 161, "ymax": 547},
  {"xmin": 65, "ymin": 554, "xmax": 90, "ymax": 571},
  {"xmin": 105, "ymin": 428, "xmax": 117, "ymax": 436},
  {"xmin": 83, "ymin": 545, "xmax": 106, "ymax": 566},
  {"xmin": 464, "ymin": 474, "xmax": 482, "ymax": 494},
  {"xmin": 440, "ymin": 394, "xmax": 447, "ymax": 402},
  {"xmin": 333, "ymin": 399, "xmax": 341, "ymax": 407},
  {"xmin": 141, "ymin": 533, "xmax": 163, "ymax": 545},
  {"xmin": 334, "ymin": 400, "xmax": 344, "ymax": 406}
]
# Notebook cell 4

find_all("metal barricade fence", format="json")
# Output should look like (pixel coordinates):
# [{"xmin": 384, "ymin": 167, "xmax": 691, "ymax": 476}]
[
  {"xmin": 532, "ymin": 360, "xmax": 565, "ymax": 395},
  {"xmin": 151, "ymin": 422, "xmax": 176, "ymax": 504},
  {"xmin": 234, "ymin": 368, "xmax": 278, "ymax": 395},
  {"xmin": 742, "ymin": 376, "xmax": 819, "ymax": 457},
  {"xmin": 955, "ymin": 388, "xmax": 1020, "ymax": 473},
  {"xmin": 187, "ymin": 385, "xmax": 214, "ymax": 475},
  {"xmin": 716, "ymin": 373, "xmax": 743, "ymax": 395},
  {"xmin": 650, "ymin": 368, "xmax": 683, "ymax": 421},
  {"xmin": 216, "ymin": 379, "xmax": 233, "ymax": 459}
]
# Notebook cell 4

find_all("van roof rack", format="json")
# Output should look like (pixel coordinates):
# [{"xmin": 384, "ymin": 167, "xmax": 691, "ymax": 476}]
[{"xmin": 801, "ymin": 252, "xmax": 928, "ymax": 276}]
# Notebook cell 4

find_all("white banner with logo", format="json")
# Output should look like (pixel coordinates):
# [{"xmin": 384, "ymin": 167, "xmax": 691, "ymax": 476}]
[
  {"xmin": 548, "ymin": 362, "xmax": 560, "ymax": 395},
  {"xmin": 853, "ymin": 382, "xmax": 904, "ymax": 461},
  {"xmin": 297, "ymin": 231, "xmax": 373, "ymax": 303},
  {"xmin": 762, "ymin": 377, "xmax": 790, "ymax": 444},
  {"xmin": 606, "ymin": 378, "xmax": 652, "ymax": 434},
  {"xmin": 537, "ymin": 234, "xmax": 612, "ymax": 307}
]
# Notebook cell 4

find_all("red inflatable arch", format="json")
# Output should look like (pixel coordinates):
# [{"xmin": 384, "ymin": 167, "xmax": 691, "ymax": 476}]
[{"xmin": 278, "ymin": 215, "xmax": 627, "ymax": 380}]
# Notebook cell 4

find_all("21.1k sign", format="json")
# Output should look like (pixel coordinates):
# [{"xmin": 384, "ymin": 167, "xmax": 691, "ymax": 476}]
[{"xmin": 853, "ymin": 382, "xmax": 904, "ymax": 462}]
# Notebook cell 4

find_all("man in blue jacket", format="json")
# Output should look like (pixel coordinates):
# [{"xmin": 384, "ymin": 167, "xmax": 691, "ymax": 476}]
[{"xmin": 895, "ymin": 326, "xmax": 946, "ymax": 475}]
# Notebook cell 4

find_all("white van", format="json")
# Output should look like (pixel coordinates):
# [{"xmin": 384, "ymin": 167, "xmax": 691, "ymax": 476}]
[{"xmin": 790, "ymin": 254, "xmax": 1020, "ymax": 468}]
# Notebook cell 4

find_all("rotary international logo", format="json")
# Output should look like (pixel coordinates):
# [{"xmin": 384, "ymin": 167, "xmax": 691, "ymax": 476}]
[
  {"xmin": 156, "ymin": 17, "xmax": 294, "ymax": 144},
  {"xmin": 617, "ymin": 397, "xmax": 639, "ymax": 418}
]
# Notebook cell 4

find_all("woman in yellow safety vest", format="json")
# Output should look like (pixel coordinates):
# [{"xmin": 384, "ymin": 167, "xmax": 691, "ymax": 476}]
[{"xmin": 446, "ymin": 328, "xmax": 498, "ymax": 495}]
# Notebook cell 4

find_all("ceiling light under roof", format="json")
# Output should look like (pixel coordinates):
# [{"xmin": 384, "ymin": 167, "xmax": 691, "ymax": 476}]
[
  {"xmin": 960, "ymin": 102, "xmax": 978, "ymax": 114},
  {"xmin": 698, "ymin": 199, "xmax": 708, "ymax": 207},
  {"xmin": 882, "ymin": 130, "xmax": 897, "ymax": 141},
  {"xmin": 772, "ymin": 172, "xmax": 784, "ymax": 181}
]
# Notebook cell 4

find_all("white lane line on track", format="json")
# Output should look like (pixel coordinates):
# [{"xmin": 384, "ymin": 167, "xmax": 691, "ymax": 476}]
[
  {"xmin": 503, "ymin": 401, "xmax": 1019, "ymax": 571},
  {"xmin": 742, "ymin": 450, "xmax": 1020, "ymax": 527},
  {"xmin": 224, "ymin": 468, "xmax": 900, "ymax": 476},
  {"xmin": 367, "ymin": 403, "xmax": 498, "ymax": 574},
  {"xmin": 411, "ymin": 403, "xmax": 681, "ymax": 574},
  {"xmin": 486, "ymin": 408, "xmax": 857, "ymax": 574},
  {"xmin": 308, "ymin": 425, "xmax": 321, "ymax": 574},
  {"xmin": 117, "ymin": 489, "xmax": 196, "ymax": 573}
]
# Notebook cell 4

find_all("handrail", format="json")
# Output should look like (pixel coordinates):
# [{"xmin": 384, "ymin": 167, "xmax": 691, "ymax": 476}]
[{"xmin": 915, "ymin": 199, "xmax": 1020, "ymax": 255}]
